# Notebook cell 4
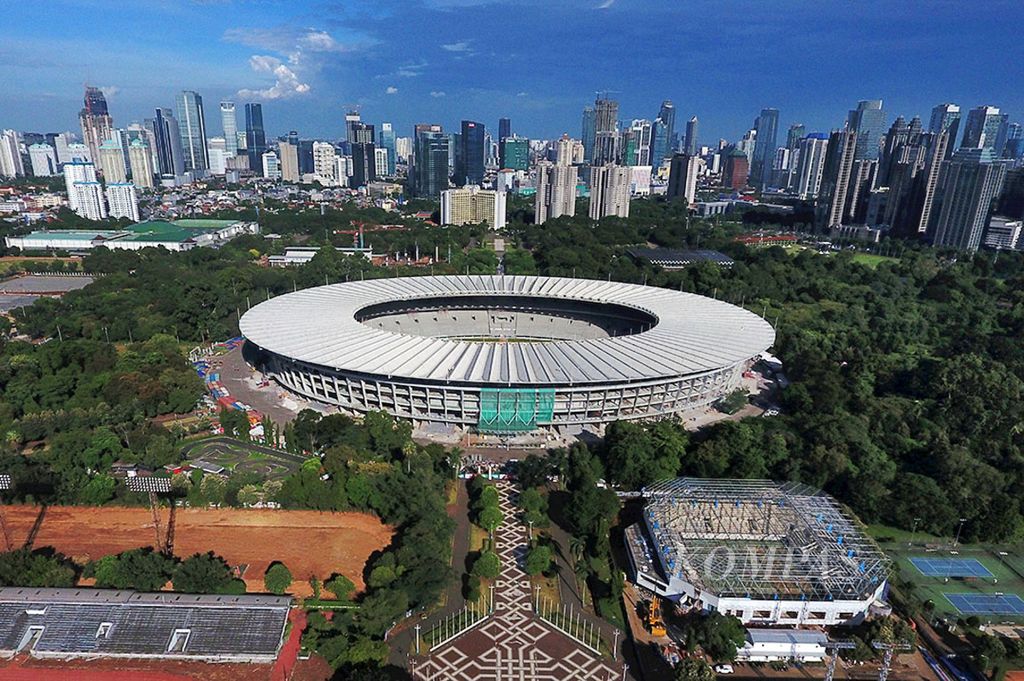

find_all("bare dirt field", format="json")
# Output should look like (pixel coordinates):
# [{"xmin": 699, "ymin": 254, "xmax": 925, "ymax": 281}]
[{"xmin": 0, "ymin": 504, "xmax": 392, "ymax": 596}]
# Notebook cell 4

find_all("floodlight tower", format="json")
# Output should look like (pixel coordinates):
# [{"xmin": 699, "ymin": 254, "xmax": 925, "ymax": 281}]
[
  {"xmin": 872, "ymin": 640, "xmax": 913, "ymax": 681},
  {"xmin": 0, "ymin": 474, "xmax": 12, "ymax": 551},
  {"xmin": 823, "ymin": 639, "xmax": 857, "ymax": 681},
  {"xmin": 125, "ymin": 477, "xmax": 174, "ymax": 554}
]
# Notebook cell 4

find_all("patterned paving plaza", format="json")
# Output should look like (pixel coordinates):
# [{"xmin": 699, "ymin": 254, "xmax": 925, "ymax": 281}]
[{"xmin": 411, "ymin": 480, "xmax": 624, "ymax": 680}]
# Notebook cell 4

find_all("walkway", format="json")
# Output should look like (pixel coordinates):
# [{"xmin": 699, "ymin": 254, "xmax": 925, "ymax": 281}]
[{"xmin": 411, "ymin": 480, "xmax": 623, "ymax": 680}]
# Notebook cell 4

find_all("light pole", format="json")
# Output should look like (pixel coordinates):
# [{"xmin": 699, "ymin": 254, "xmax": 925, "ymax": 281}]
[
  {"xmin": 534, "ymin": 585, "xmax": 541, "ymax": 612},
  {"xmin": 908, "ymin": 517, "xmax": 921, "ymax": 547},
  {"xmin": 612, "ymin": 628, "xmax": 620, "ymax": 660},
  {"xmin": 414, "ymin": 623, "xmax": 421, "ymax": 655},
  {"xmin": 528, "ymin": 519, "xmax": 533, "ymax": 541},
  {"xmin": 954, "ymin": 517, "xmax": 967, "ymax": 548},
  {"xmin": 489, "ymin": 584, "xmax": 495, "ymax": 613}
]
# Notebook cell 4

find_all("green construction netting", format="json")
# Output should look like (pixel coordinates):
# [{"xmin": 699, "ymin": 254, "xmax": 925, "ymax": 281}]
[{"xmin": 478, "ymin": 388, "xmax": 555, "ymax": 433}]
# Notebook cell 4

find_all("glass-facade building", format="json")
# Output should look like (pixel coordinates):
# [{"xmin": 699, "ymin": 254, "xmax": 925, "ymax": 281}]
[{"xmin": 175, "ymin": 90, "xmax": 209, "ymax": 172}]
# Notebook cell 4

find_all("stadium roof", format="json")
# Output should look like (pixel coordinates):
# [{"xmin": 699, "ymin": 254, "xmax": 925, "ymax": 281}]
[
  {"xmin": 640, "ymin": 478, "xmax": 889, "ymax": 601},
  {"xmin": 0, "ymin": 588, "xmax": 289, "ymax": 661},
  {"xmin": 240, "ymin": 275, "xmax": 775, "ymax": 386}
]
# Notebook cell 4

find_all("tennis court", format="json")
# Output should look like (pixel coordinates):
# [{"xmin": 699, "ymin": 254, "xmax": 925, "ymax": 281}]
[
  {"xmin": 912, "ymin": 557, "xmax": 994, "ymax": 578},
  {"xmin": 944, "ymin": 593, "xmax": 1024, "ymax": 616}
]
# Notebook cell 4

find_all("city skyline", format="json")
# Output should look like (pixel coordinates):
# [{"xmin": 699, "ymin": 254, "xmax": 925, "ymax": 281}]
[{"xmin": 3, "ymin": 0, "xmax": 1023, "ymax": 142}]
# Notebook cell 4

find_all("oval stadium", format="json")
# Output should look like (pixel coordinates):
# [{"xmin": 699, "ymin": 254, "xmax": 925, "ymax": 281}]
[{"xmin": 239, "ymin": 275, "xmax": 775, "ymax": 434}]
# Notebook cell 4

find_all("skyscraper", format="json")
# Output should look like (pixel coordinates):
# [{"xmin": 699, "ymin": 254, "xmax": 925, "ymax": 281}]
[
  {"xmin": 378, "ymin": 123, "xmax": 397, "ymax": 175},
  {"xmin": 683, "ymin": 116, "xmax": 699, "ymax": 155},
  {"xmin": 262, "ymin": 150, "xmax": 280, "ymax": 179},
  {"xmin": 931, "ymin": 148, "xmax": 1008, "ymax": 251},
  {"xmin": 106, "ymin": 183, "xmax": 139, "ymax": 221},
  {"xmin": 750, "ymin": 107, "xmax": 779, "ymax": 189},
  {"xmin": 312, "ymin": 142, "xmax": 338, "ymax": 185},
  {"xmin": 817, "ymin": 129, "xmax": 858, "ymax": 228},
  {"xmin": 581, "ymin": 107, "xmax": 596, "ymax": 163},
  {"xmin": 127, "ymin": 138, "xmax": 155, "ymax": 188},
  {"xmin": 651, "ymin": 100, "xmax": 676, "ymax": 166},
  {"xmin": 961, "ymin": 106, "xmax": 1004, "ymax": 151},
  {"xmin": 79, "ymin": 86, "xmax": 114, "ymax": 175},
  {"xmin": 220, "ymin": 102, "xmax": 238, "ymax": 156},
  {"xmin": 345, "ymin": 111, "xmax": 362, "ymax": 144},
  {"xmin": 457, "ymin": 120, "xmax": 485, "ymax": 186},
  {"xmin": 278, "ymin": 140, "xmax": 300, "ymax": 182},
  {"xmin": 929, "ymin": 103, "xmax": 961, "ymax": 150},
  {"xmin": 535, "ymin": 162, "xmax": 578, "ymax": 224},
  {"xmin": 627, "ymin": 119, "xmax": 653, "ymax": 166},
  {"xmin": 591, "ymin": 97, "xmax": 620, "ymax": 165},
  {"xmin": 667, "ymin": 153, "xmax": 699, "ymax": 204},
  {"xmin": 64, "ymin": 158, "xmax": 106, "ymax": 220},
  {"xmin": 98, "ymin": 138, "xmax": 128, "ymax": 183},
  {"xmin": 245, "ymin": 103, "xmax": 266, "ymax": 168},
  {"xmin": 150, "ymin": 108, "xmax": 185, "ymax": 177},
  {"xmin": 175, "ymin": 91, "xmax": 209, "ymax": 173},
  {"xmin": 28, "ymin": 143, "xmax": 58, "ymax": 176},
  {"xmin": 351, "ymin": 141, "xmax": 376, "ymax": 187},
  {"xmin": 588, "ymin": 163, "xmax": 631, "ymax": 220},
  {"xmin": 499, "ymin": 137, "xmax": 529, "ymax": 171},
  {"xmin": 411, "ymin": 124, "xmax": 450, "ymax": 198},
  {"xmin": 794, "ymin": 134, "xmax": 830, "ymax": 199},
  {"xmin": 847, "ymin": 99, "xmax": 886, "ymax": 161},
  {"xmin": 0, "ymin": 130, "xmax": 24, "ymax": 178},
  {"xmin": 498, "ymin": 118, "xmax": 511, "ymax": 142},
  {"xmin": 350, "ymin": 122, "xmax": 375, "ymax": 145}
]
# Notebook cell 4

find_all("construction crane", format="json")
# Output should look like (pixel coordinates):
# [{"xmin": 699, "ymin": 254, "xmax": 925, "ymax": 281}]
[
  {"xmin": 125, "ymin": 477, "xmax": 174, "ymax": 554},
  {"xmin": 646, "ymin": 597, "xmax": 667, "ymax": 637},
  {"xmin": 823, "ymin": 639, "xmax": 858, "ymax": 681},
  {"xmin": 0, "ymin": 474, "xmax": 11, "ymax": 552},
  {"xmin": 873, "ymin": 640, "xmax": 913, "ymax": 681}
]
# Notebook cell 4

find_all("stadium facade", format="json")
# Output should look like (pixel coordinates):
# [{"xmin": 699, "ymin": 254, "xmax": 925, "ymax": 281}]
[
  {"xmin": 625, "ymin": 478, "xmax": 889, "ymax": 626},
  {"xmin": 239, "ymin": 275, "xmax": 775, "ymax": 433}
]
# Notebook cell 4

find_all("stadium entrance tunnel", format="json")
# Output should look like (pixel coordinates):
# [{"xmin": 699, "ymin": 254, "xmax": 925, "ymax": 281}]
[{"xmin": 354, "ymin": 294, "xmax": 658, "ymax": 341}]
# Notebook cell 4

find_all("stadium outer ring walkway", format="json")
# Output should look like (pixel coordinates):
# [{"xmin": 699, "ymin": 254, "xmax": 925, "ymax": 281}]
[{"xmin": 239, "ymin": 275, "xmax": 775, "ymax": 432}]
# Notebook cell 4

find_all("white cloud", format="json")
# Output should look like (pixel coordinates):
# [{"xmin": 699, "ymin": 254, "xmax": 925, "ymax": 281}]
[
  {"xmin": 386, "ymin": 86, "xmax": 399, "ymax": 94},
  {"xmin": 395, "ymin": 60, "xmax": 428, "ymax": 77},
  {"xmin": 516, "ymin": 91, "xmax": 528, "ymax": 97},
  {"xmin": 596, "ymin": 0, "xmax": 615, "ymax": 7},
  {"xmin": 237, "ymin": 55, "xmax": 311, "ymax": 100},
  {"xmin": 441, "ymin": 40, "xmax": 473, "ymax": 53},
  {"xmin": 98, "ymin": 85, "xmax": 120, "ymax": 99},
  {"xmin": 430, "ymin": 90, "xmax": 446, "ymax": 98}
]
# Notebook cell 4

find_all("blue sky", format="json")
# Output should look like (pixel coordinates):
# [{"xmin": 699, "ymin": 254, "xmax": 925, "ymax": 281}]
[{"xmin": 3, "ymin": 0, "xmax": 1022, "ymax": 143}]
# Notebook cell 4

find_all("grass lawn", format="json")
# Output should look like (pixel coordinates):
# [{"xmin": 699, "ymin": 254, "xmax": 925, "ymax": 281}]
[{"xmin": 852, "ymin": 253, "xmax": 899, "ymax": 268}]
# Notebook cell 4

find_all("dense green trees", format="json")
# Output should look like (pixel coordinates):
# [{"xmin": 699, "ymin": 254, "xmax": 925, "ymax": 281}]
[
  {"xmin": 89, "ymin": 548, "xmax": 176, "ymax": 591},
  {"xmin": 264, "ymin": 562, "xmax": 293, "ymax": 595},
  {"xmin": 674, "ymin": 658, "xmax": 716, "ymax": 681},
  {"xmin": 0, "ymin": 548, "xmax": 77, "ymax": 587},
  {"xmin": 172, "ymin": 552, "xmax": 245, "ymax": 594}
]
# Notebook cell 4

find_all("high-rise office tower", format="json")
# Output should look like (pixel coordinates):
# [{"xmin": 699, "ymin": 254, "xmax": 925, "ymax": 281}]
[
  {"xmin": 127, "ymin": 138, "xmax": 155, "ymax": 188},
  {"xmin": 500, "ymin": 137, "xmax": 529, "ymax": 171},
  {"xmin": 667, "ymin": 153, "xmax": 700, "ymax": 204},
  {"xmin": 220, "ymin": 102, "xmax": 238, "ymax": 156},
  {"xmin": 651, "ymin": 100, "xmax": 676, "ymax": 166},
  {"xmin": 175, "ymin": 91, "xmax": 208, "ymax": 172},
  {"xmin": 817, "ymin": 129, "xmax": 858, "ymax": 228},
  {"xmin": 374, "ymin": 147, "xmax": 389, "ymax": 178},
  {"xmin": 79, "ymin": 86, "xmax": 114, "ymax": 175},
  {"xmin": 878, "ymin": 115, "xmax": 923, "ymax": 187},
  {"xmin": 344, "ymin": 111, "xmax": 362, "ymax": 144},
  {"xmin": 28, "ymin": 143, "xmax": 58, "ymax": 176},
  {"xmin": 581, "ymin": 107, "xmax": 596, "ymax": 163},
  {"xmin": 63, "ymin": 158, "xmax": 106, "ymax": 219},
  {"xmin": 794, "ymin": 134, "xmax": 830, "ymax": 199},
  {"xmin": 378, "ymin": 123, "xmax": 397, "ymax": 175},
  {"xmin": 929, "ymin": 103, "xmax": 961, "ymax": 154},
  {"xmin": 683, "ymin": 116, "xmax": 699, "ymax": 155},
  {"xmin": 106, "ymin": 182, "xmax": 139, "ymax": 221},
  {"xmin": 750, "ymin": 107, "xmax": 779, "ymax": 189},
  {"xmin": 961, "ymin": 106, "xmax": 1004, "ymax": 151},
  {"xmin": 627, "ymin": 120, "xmax": 653, "ymax": 166},
  {"xmin": 312, "ymin": 142, "xmax": 338, "ymax": 185},
  {"xmin": 278, "ymin": 140, "xmax": 300, "ymax": 182},
  {"xmin": 457, "ymin": 120, "xmax": 485, "ymax": 186},
  {"xmin": 786, "ymin": 124, "xmax": 807, "ymax": 151},
  {"xmin": 722, "ymin": 148, "xmax": 749, "ymax": 190},
  {"xmin": 98, "ymin": 138, "xmax": 128, "ymax": 183},
  {"xmin": 931, "ymin": 148, "xmax": 1008, "ymax": 251},
  {"xmin": 534, "ymin": 161, "xmax": 578, "ymax": 224},
  {"xmin": 245, "ymin": 103, "xmax": 266, "ymax": 168},
  {"xmin": 351, "ymin": 142, "xmax": 376, "ymax": 187},
  {"xmin": 1003, "ymin": 122, "xmax": 1023, "ymax": 160},
  {"xmin": 591, "ymin": 97, "xmax": 620, "ymax": 165},
  {"xmin": 909, "ymin": 130, "xmax": 950, "ymax": 235},
  {"xmin": 412, "ymin": 124, "xmax": 450, "ymax": 197},
  {"xmin": 588, "ymin": 163, "xmax": 631, "ymax": 220},
  {"xmin": 847, "ymin": 99, "xmax": 886, "ymax": 161},
  {"xmin": 0, "ymin": 130, "xmax": 24, "ymax": 178},
  {"xmin": 150, "ymin": 108, "xmax": 185, "ymax": 177},
  {"xmin": 498, "ymin": 118, "xmax": 511, "ymax": 142},
  {"xmin": 350, "ymin": 122, "xmax": 375, "ymax": 145}
]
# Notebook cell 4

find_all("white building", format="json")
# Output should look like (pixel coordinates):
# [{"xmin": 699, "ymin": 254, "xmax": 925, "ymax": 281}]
[
  {"xmin": 29, "ymin": 144, "xmax": 58, "ymax": 176},
  {"xmin": 53, "ymin": 133, "xmax": 76, "ymax": 165},
  {"xmin": 0, "ymin": 130, "xmax": 24, "ymax": 178},
  {"xmin": 440, "ymin": 186, "xmax": 507, "ymax": 229},
  {"xmin": 629, "ymin": 166, "xmax": 652, "ymax": 196},
  {"xmin": 535, "ymin": 161, "xmax": 577, "ymax": 224},
  {"xmin": 334, "ymin": 156, "xmax": 353, "ymax": 188},
  {"xmin": 262, "ymin": 151, "xmax": 281, "ymax": 180},
  {"xmin": 589, "ymin": 163, "xmax": 631, "ymax": 220},
  {"xmin": 985, "ymin": 216, "xmax": 1023, "ymax": 251},
  {"xmin": 794, "ymin": 135, "xmax": 830, "ymax": 199},
  {"xmin": 374, "ymin": 147, "xmax": 389, "ymax": 179},
  {"xmin": 106, "ymin": 183, "xmax": 140, "ymax": 221},
  {"xmin": 98, "ymin": 139, "xmax": 127, "ymax": 183},
  {"xmin": 65, "ymin": 143, "xmax": 91, "ymax": 163},
  {"xmin": 63, "ymin": 159, "xmax": 107, "ymax": 219},
  {"xmin": 220, "ymin": 101, "xmax": 238, "ymax": 155},
  {"xmin": 395, "ymin": 137, "xmax": 412, "ymax": 163},
  {"xmin": 312, "ymin": 142, "xmax": 337, "ymax": 185},
  {"xmin": 736, "ymin": 630, "xmax": 828, "ymax": 663}
]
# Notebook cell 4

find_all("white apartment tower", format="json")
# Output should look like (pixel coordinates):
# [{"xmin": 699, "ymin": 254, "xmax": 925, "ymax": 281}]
[
  {"xmin": 588, "ymin": 163, "xmax": 631, "ymax": 220},
  {"xmin": 29, "ymin": 144, "xmax": 58, "ymax": 177},
  {"xmin": 312, "ymin": 142, "xmax": 337, "ymax": 185},
  {"xmin": 127, "ymin": 139, "xmax": 155, "ymax": 188},
  {"xmin": 106, "ymin": 182, "xmax": 140, "ymax": 221}
]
